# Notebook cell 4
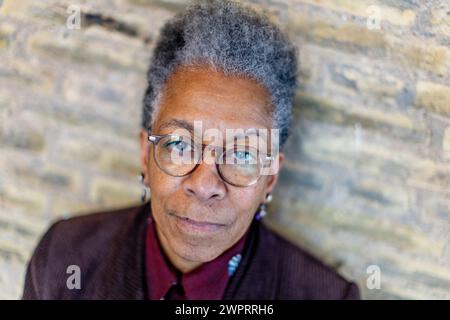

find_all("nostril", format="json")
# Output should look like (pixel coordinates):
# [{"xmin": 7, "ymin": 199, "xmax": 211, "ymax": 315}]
[
  {"xmin": 184, "ymin": 183, "xmax": 224, "ymax": 202},
  {"xmin": 185, "ymin": 187, "xmax": 196, "ymax": 197}
]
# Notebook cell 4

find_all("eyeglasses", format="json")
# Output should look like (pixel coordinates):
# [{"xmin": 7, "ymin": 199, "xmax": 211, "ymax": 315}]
[{"xmin": 148, "ymin": 133, "xmax": 275, "ymax": 187}]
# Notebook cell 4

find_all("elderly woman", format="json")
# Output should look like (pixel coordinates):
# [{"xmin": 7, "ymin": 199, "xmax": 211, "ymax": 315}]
[{"xmin": 23, "ymin": 0, "xmax": 359, "ymax": 300}]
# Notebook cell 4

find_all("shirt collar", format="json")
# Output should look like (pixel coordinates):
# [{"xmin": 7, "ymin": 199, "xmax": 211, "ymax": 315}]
[{"xmin": 145, "ymin": 214, "xmax": 248, "ymax": 300}]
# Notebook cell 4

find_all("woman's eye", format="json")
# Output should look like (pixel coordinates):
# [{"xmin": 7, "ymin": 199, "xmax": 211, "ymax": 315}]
[
  {"xmin": 234, "ymin": 150, "xmax": 254, "ymax": 162},
  {"xmin": 164, "ymin": 140, "xmax": 191, "ymax": 152}
]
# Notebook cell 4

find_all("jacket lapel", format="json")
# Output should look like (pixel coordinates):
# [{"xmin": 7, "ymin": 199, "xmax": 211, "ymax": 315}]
[{"xmin": 223, "ymin": 220, "xmax": 279, "ymax": 299}]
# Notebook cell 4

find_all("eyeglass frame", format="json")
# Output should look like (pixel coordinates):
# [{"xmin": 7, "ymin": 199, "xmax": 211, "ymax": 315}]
[{"xmin": 147, "ymin": 132, "xmax": 276, "ymax": 187}]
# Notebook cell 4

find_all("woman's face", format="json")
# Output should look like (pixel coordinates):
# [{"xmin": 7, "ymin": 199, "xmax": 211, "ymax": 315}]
[{"xmin": 139, "ymin": 66, "xmax": 284, "ymax": 271}]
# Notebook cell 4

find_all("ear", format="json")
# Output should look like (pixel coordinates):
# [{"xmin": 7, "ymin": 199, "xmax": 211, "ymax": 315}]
[
  {"xmin": 139, "ymin": 129, "xmax": 150, "ymax": 185},
  {"xmin": 262, "ymin": 152, "xmax": 284, "ymax": 201}
]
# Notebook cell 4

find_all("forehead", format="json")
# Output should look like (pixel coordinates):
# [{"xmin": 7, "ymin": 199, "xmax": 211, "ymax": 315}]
[{"xmin": 154, "ymin": 66, "xmax": 273, "ymax": 133}]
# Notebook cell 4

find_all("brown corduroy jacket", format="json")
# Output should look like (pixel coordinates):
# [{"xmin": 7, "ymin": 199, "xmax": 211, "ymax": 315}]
[{"xmin": 22, "ymin": 202, "xmax": 360, "ymax": 300}]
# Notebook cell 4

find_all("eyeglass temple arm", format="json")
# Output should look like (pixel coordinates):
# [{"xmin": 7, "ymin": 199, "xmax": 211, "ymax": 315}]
[{"xmin": 148, "ymin": 134, "xmax": 165, "ymax": 144}]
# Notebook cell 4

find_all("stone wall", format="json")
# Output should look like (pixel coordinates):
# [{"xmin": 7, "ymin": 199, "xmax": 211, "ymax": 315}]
[{"xmin": 0, "ymin": 0, "xmax": 449, "ymax": 299}]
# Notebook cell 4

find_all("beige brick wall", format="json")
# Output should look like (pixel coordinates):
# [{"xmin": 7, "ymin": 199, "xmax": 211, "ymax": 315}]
[{"xmin": 0, "ymin": 0, "xmax": 449, "ymax": 299}]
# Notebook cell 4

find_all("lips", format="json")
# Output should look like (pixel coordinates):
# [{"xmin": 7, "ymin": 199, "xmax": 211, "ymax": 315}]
[{"xmin": 169, "ymin": 211, "xmax": 226, "ymax": 233}]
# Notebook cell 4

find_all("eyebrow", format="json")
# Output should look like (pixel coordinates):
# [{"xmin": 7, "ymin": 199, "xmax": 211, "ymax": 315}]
[
  {"xmin": 156, "ymin": 119, "xmax": 194, "ymax": 133},
  {"xmin": 155, "ymin": 118, "xmax": 267, "ymax": 141}
]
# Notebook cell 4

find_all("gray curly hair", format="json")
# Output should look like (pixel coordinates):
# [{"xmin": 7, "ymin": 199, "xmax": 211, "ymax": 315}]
[{"xmin": 142, "ymin": 0, "xmax": 298, "ymax": 147}]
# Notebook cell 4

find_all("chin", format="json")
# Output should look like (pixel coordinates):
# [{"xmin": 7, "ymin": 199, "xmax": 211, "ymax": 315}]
[{"xmin": 172, "ymin": 236, "xmax": 227, "ymax": 264}]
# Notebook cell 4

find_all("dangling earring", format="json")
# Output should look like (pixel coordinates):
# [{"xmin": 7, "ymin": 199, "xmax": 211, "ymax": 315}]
[
  {"xmin": 255, "ymin": 193, "xmax": 273, "ymax": 221},
  {"xmin": 139, "ymin": 172, "xmax": 150, "ymax": 203}
]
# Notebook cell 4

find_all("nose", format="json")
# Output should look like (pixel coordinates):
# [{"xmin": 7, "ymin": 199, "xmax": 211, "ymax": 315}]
[{"xmin": 183, "ymin": 159, "xmax": 226, "ymax": 202}]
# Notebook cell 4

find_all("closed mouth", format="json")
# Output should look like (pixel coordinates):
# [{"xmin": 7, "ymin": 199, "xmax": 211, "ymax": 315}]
[{"xmin": 168, "ymin": 211, "xmax": 226, "ymax": 232}]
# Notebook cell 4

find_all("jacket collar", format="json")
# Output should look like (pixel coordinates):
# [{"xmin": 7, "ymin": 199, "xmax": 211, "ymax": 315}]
[{"xmin": 93, "ymin": 202, "xmax": 150, "ymax": 299}]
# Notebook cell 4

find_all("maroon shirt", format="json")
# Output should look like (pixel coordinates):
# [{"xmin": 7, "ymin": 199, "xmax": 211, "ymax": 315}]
[{"xmin": 145, "ymin": 214, "xmax": 248, "ymax": 300}]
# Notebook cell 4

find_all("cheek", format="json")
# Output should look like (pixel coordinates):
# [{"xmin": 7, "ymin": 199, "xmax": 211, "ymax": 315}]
[
  {"xmin": 147, "ymin": 163, "xmax": 184, "ymax": 226},
  {"xmin": 227, "ymin": 187, "xmax": 264, "ymax": 222},
  {"xmin": 148, "ymin": 155, "xmax": 179, "ymax": 195}
]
